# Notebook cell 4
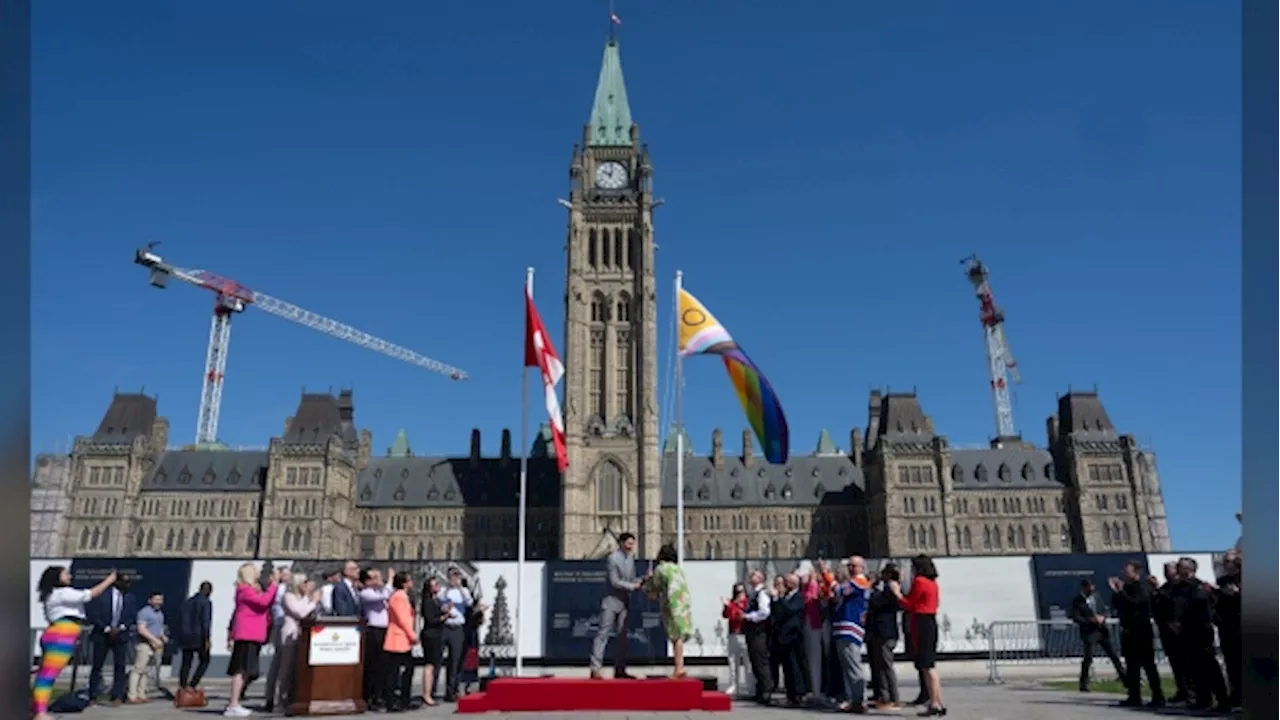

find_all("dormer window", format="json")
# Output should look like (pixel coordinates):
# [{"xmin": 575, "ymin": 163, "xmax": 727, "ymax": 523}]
[
  {"xmin": 757, "ymin": 468, "xmax": 766, "ymax": 478},
  {"xmin": 703, "ymin": 468, "xmax": 711, "ymax": 478},
  {"xmin": 1044, "ymin": 463, "xmax": 1054, "ymax": 479},
  {"xmin": 203, "ymin": 468, "xmax": 216, "ymax": 484},
  {"xmin": 401, "ymin": 468, "xmax": 410, "ymax": 480},
  {"xmin": 443, "ymin": 488, "xmax": 457, "ymax": 501},
  {"xmin": 784, "ymin": 468, "xmax": 793, "ymax": 478},
  {"xmin": 359, "ymin": 486, "xmax": 373, "ymax": 501},
  {"xmin": 730, "ymin": 484, "xmax": 744, "ymax": 500},
  {"xmin": 814, "ymin": 482, "xmax": 826, "ymax": 498},
  {"xmin": 975, "ymin": 464, "xmax": 989, "ymax": 483},
  {"xmin": 998, "ymin": 464, "xmax": 1012, "ymax": 482},
  {"xmin": 393, "ymin": 484, "xmax": 406, "ymax": 501},
  {"xmin": 951, "ymin": 464, "xmax": 964, "ymax": 482},
  {"xmin": 427, "ymin": 487, "xmax": 439, "ymax": 500},
  {"xmin": 227, "ymin": 469, "xmax": 241, "ymax": 485},
  {"xmin": 177, "ymin": 468, "xmax": 191, "ymax": 484},
  {"xmin": 696, "ymin": 485, "xmax": 710, "ymax": 500},
  {"xmin": 730, "ymin": 467, "xmax": 739, "ymax": 477},
  {"xmin": 683, "ymin": 485, "xmax": 693, "ymax": 500},
  {"xmin": 811, "ymin": 468, "xmax": 820, "ymax": 478},
  {"xmin": 155, "ymin": 469, "xmax": 168, "ymax": 484},
  {"xmin": 838, "ymin": 467, "xmax": 847, "ymax": 477},
  {"xmin": 373, "ymin": 468, "xmax": 383, "ymax": 480},
  {"xmin": 780, "ymin": 484, "xmax": 793, "ymax": 500},
  {"xmin": 1021, "ymin": 462, "xmax": 1035, "ymax": 480},
  {"xmin": 763, "ymin": 483, "xmax": 777, "ymax": 500}
]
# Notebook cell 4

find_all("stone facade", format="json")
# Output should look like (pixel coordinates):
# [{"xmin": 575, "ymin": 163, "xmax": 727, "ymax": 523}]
[{"xmin": 37, "ymin": 38, "xmax": 1172, "ymax": 562}]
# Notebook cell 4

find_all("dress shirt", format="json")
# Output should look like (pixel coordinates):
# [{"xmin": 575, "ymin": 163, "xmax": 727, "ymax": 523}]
[
  {"xmin": 110, "ymin": 588, "xmax": 123, "ymax": 627},
  {"xmin": 320, "ymin": 584, "xmax": 335, "ymax": 615},
  {"xmin": 359, "ymin": 586, "xmax": 392, "ymax": 628},
  {"xmin": 743, "ymin": 585, "xmax": 772, "ymax": 623},
  {"xmin": 439, "ymin": 586, "xmax": 471, "ymax": 627},
  {"xmin": 271, "ymin": 583, "xmax": 287, "ymax": 623}
]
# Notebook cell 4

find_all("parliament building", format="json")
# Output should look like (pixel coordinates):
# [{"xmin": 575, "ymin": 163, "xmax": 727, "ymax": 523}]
[{"xmin": 33, "ymin": 38, "xmax": 1172, "ymax": 562}]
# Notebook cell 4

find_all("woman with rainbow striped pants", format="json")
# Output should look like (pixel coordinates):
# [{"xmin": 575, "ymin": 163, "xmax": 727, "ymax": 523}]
[{"xmin": 32, "ymin": 566, "xmax": 117, "ymax": 720}]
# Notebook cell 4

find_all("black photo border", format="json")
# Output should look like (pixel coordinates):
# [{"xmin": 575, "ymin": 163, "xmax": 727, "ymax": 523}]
[
  {"xmin": 1240, "ymin": 0, "xmax": 1278, "ymax": 717},
  {"xmin": 0, "ymin": 0, "xmax": 32, "ymax": 715}
]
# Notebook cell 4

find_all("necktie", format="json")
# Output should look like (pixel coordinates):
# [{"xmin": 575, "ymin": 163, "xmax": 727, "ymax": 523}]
[{"xmin": 111, "ymin": 591, "xmax": 121, "ymax": 626}]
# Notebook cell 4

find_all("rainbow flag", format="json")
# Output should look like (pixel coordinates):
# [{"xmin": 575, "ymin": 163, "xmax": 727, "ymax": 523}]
[{"xmin": 677, "ymin": 287, "xmax": 790, "ymax": 464}]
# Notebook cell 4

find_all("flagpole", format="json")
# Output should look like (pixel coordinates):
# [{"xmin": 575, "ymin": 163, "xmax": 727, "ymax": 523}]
[
  {"xmin": 674, "ymin": 270, "xmax": 685, "ymax": 564},
  {"xmin": 516, "ymin": 267, "xmax": 533, "ymax": 677}
]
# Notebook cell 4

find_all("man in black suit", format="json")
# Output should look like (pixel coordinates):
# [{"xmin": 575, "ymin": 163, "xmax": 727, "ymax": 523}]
[
  {"xmin": 1108, "ymin": 563, "xmax": 1163, "ymax": 708},
  {"xmin": 1152, "ymin": 562, "xmax": 1189, "ymax": 703},
  {"xmin": 1172, "ymin": 557, "xmax": 1229, "ymax": 711},
  {"xmin": 86, "ymin": 573, "xmax": 137, "ymax": 705},
  {"xmin": 177, "ymin": 582, "xmax": 214, "ymax": 691},
  {"xmin": 1070, "ymin": 579, "xmax": 1124, "ymax": 692},
  {"xmin": 1214, "ymin": 550, "xmax": 1242, "ymax": 708},
  {"xmin": 770, "ymin": 572, "xmax": 808, "ymax": 706},
  {"xmin": 330, "ymin": 560, "xmax": 361, "ymax": 617}
]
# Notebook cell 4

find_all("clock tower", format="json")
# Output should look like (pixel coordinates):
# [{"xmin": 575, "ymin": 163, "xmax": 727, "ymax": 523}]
[{"xmin": 560, "ymin": 38, "xmax": 662, "ymax": 559}]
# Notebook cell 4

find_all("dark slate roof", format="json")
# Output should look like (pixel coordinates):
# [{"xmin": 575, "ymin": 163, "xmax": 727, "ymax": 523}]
[
  {"xmin": 92, "ymin": 393, "xmax": 157, "ymax": 444},
  {"xmin": 1057, "ymin": 392, "xmax": 1118, "ymax": 440},
  {"xmin": 875, "ymin": 393, "xmax": 934, "ymax": 443},
  {"xmin": 660, "ymin": 455, "xmax": 865, "ymax": 508},
  {"xmin": 947, "ymin": 447, "xmax": 1062, "ymax": 489},
  {"xmin": 140, "ymin": 450, "xmax": 268, "ymax": 492},
  {"xmin": 283, "ymin": 392, "xmax": 358, "ymax": 448},
  {"xmin": 355, "ymin": 457, "xmax": 560, "ymax": 509}
]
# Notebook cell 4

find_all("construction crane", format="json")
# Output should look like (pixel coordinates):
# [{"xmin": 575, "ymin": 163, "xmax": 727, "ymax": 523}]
[
  {"xmin": 961, "ymin": 255, "xmax": 1020, "ymax": 441},
  {"xmin": 134, "ymin": 245, "xmax": 468, "ymax": 446}
]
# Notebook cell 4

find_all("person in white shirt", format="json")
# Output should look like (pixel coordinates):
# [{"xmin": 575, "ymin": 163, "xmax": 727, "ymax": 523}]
[
  {"xmin": 358, "ymin": 568, "xmax": 394, "ymax": 710},
  {"xmin": 741, "ymin": 570, "xmax": 775, "ymax": 705},
  {"xmin": 274, "ymin": 573, "xmax": 322, "ymax": 711},
  {"xmin": 262, "ymin": 567, "xmax": 292, "ymax": 713},
  {"xmin": 32, "ymin": 567, "xmax": 117, "ymax": 720},
  {"xmin": 438, "ymin": 568, "xmax": 473, "ymax": 701},
  {"xmin": 319, "ymin": 569, "xmax": 341, "ymax": 616}
]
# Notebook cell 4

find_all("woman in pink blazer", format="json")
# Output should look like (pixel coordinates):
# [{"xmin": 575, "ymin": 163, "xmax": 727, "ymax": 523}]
[
  {"xmin": 225, "ymin": 563, "xmax": 279, "ymax": 718},
  {"xmin": 382, "ymin": 573, "xmax": 417, "ymax": 712}
]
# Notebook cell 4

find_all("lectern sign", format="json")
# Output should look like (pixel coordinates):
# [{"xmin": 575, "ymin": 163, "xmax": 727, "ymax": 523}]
[{"xmin": 307, "ymin": 625, "xmax": 361, "ymax": 666}]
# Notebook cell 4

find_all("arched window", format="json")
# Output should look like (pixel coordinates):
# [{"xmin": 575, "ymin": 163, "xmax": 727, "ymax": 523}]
[
  {"xmin": 1059, "ymin": 524, "xmax": 1070, "ymax": 549},
  {"xmin": 714, "ymin": 540, "xmax": 722, "ymax": 559},
  {"xmin": 1006, "ymin": 526, "xmax": 1016, "ymax": 548},
  {"xmin": 614, "ymin": 231, "xmax": 624, "ymax": 270},
  {"xmin": 616, "ymin": 293, "xmax": 631, "ymax": 323},
  {"xmin": 226, "ymin": 529, "xmax": 235, "ymax": 552},
  {"xmin": 982, "ymin": 526, "xmax": 992, "ymax": 550},
  {"xmin": 1015, "ymin": 525, "xmax": 1025, "ymax": 548},
  {"xmin": 789, "ymin": 540, "xmax": 799, "ymax": 556},
  {"xmin": 590, "ymin": 293, "xmax": 607, "ymax": 323},
  {"xmin": 908, "ymin": 525, "xmax": 917, "ymax": 548},
  {"xmin": 1031, "ymin": 525, "xmax": 1042, "ymax": 548},
  {"xmin": 992, "ymin": 526, "xmax": 1002, "ymax": 549},
  {"xmin": 625, "ymin": 229, "xmax": 636, "ymax": 269},
  {"xmin": 955, "ymin": 526, "xmax": 963, "ymax": 548},
  {"xmin": 927, "ymin": 525, "xmax": 937, "ymax": 549},
  {"xmin": 427, "ymin": 541, "xmax": 435, "ymax": 559},
  {"xmin": 771, "ymin": 540, "xmax": 778, "ymax": 557},
  {"xmin": 145, "ymin": 528, "xmax": 155, "ymax": 551},
  {"xmin": 1104, "ymin": 523, "xmax": 1113, "ymax": 545},
  {"xmin": 445, "ymin": 542, "xmax": 453, "ymax": 560},
  {"xmin": 588, "ymin": 229, "xmax": 598, "ymax": 268},
  {"xmin": 595, "ymin": 460, "xmax": 625, "ymax": 513},
  {"xmin": 704, "ymin": 541, "xmax": 712, "ymax": 560},
  {"xmin": 388, "ymin": 542, "xmax": 396, "ymax": 560},
  {"xmin": 685, "ymin": 540, "xmax": 694, "ymax": 560},
  {"xmin": 1121, "ymin": 522, "xmax": 1131, "ymax": 545},
  {"xmin": 134, "ymin": 528, "xmax": 145, "ymax": 550},
  {"xmin": 601, "ymin": 229, "xmax": 612, "ymax": 267},
  {"xmin": 216, "ymin": 529, "xmax": 226, "ymax": 552},
  {"xmin": 962, "ymin": 526, "xmax": 972, "ymax": 549},
  {"xmin": 761, "ymin": 541, "xmax": 769, "ymax": 557}
]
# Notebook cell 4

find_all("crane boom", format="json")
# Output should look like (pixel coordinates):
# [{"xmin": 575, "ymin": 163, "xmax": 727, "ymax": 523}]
[
  {"xmin": 135, "ymin": 246, "xmax": 468, "ymax": 445},
  {"xmin": 961, "ymin": 255, "xmax": 1020, "ymax": 441}
]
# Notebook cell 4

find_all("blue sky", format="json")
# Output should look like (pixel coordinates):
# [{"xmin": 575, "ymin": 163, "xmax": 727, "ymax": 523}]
[{"xmin": 32, "ymin": 2, "xmax": 1240, "ymax": 551}]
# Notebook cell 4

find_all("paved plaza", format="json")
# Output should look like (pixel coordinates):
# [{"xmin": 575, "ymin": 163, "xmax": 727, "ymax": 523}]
[{"xmin": 50, "ymin": 663, "xmax": 1217, "ymax": 720}]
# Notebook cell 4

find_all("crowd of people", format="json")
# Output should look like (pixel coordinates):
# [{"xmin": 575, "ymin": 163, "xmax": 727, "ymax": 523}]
[
  {"xmin": 1073, "ymin": 550, "xmax": 1242, "ymax": 713},
  {"xmin": 31, "ymin": 559, "xmax": 491, "ymax": 718}
]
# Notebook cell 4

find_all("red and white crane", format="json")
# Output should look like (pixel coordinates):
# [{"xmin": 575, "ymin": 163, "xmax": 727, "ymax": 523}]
[
  {"xmin": 961, "ymin": 254, "xmax": 1020, "ymax": 441},
  {"xmin": 134, "ymin": 245, "xmax": 468, "ymax": 446}
]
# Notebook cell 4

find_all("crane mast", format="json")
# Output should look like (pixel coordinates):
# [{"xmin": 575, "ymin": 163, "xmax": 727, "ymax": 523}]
[
  {"xmin": 134, "ymin": 246, "xmax": 468, "ymax": 446},
  {"xmin": 961, "ymin": 255, "xmax": 1020, "ymax": 441}
]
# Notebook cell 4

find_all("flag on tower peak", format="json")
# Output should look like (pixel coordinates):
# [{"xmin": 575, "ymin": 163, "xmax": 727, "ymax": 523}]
[{"xmin": 525, "ymin": 284, "xmax": 568, "ymax": 472}]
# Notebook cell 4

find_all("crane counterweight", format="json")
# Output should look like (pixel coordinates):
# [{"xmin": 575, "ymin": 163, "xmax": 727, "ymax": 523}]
[{"xmin": 134, "ymin": 247, "xmax": 469, "ymax": 445}]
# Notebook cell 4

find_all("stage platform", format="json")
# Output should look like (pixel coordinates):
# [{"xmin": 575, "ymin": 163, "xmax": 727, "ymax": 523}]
[{"xmin": 456, "ymin": 676, "xmax": 732, "ymax": 714}]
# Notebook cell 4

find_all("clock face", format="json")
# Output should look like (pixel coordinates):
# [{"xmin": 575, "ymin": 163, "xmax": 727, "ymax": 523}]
[{"xmin": 594, "ymin": 161, "xmax": 628, "ymax": 190}]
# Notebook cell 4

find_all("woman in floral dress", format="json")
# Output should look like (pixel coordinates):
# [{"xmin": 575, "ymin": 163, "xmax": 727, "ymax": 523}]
[{"xmin": 643, "ymin": 544, "xmax": 694, "ymax": 678}]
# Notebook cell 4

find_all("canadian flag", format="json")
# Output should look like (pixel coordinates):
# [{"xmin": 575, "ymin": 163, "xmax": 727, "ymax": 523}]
[{"xmin": 525, "ymin": 284, "xmax": 568, "ymax": 472}]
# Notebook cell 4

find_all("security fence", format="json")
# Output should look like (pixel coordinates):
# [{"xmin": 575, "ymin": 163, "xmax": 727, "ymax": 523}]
[{"xmin": 985, "ymin": 619, "xmax": 1173, "ymax": 684}]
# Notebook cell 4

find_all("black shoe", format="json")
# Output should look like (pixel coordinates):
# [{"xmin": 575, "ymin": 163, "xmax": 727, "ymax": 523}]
[
  {"xmin": 264, "ymin": 701, "xmax": 274, "ymax": 713},
  {"xmin": 1146, "ymin": 698, "xmax": 1165, "ymax": 709},
  {"xmin": 1118, "ymin": 698, "xmax": 1142, "ymax": 707},
  {"xmin": 614, "ymin": 671, "xmax": 638, "ymax": 680},
  {"xmin": 918, "ymin": 706, "xmax": 947, "ymax": 717}
]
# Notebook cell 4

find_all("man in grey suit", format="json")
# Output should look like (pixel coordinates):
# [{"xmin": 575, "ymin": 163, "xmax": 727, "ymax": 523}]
[{"xmin": 590, "ymin": 532, "xmax": 648, "ymax": 679}]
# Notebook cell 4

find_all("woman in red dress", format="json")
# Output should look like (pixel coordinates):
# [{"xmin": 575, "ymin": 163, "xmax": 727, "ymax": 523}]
[{"xmin": 889, "ymin": 555, "xmax": 946, "ymax": 717}]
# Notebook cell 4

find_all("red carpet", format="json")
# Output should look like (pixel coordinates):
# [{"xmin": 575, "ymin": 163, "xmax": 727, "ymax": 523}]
[{"xmin": 456, "ymin": 677, "xmax": 732, "ymax": 713}]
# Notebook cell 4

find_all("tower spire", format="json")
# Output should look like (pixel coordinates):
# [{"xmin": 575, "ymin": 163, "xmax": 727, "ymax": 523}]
[{"xmin": 587, "ymin": 32, "xmax": 632, "ymax": 147}]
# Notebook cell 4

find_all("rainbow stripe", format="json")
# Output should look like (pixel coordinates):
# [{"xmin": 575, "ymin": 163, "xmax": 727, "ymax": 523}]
[
  {"xmin": 32, "ymin": 618, "xmax": 81, "ymax": 714},
  {"xmin": 677, "ymin": 288, "xmax": 790, "ymax": 464}
]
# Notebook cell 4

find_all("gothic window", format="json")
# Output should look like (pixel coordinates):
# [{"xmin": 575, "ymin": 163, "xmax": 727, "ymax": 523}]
[
  {"xmin": 1121, "ymin": 522, "xmax": 1131, "ymax": 544},
  {"xmin": 616, "ymin": 328, "xmax": 633, "ymax": 419},
  {"xmin": 975, "ymin": 464, "xmax": 989, "ymax": 483},
  {"xmin": 704, "ymin": 541, "xmax": 712, "ymax": 560},
  {"xmin": 898, "ymin": 467, "xmax": 909, "ymax": 484},
  {"xmin": 393, "ymin": 484, "xmax": 406, "ymax": 502},
  {"xmin": 1015, "ymin": 525, "xmax": 1025, "ymax": 548},
  {"xmin": 287, "ymin": 468, "xmax": 298, "ymax": 485},
  {"xmin": 926, "ymin": 525, "xmax": 937, "ymax": 549},
  {"xmin": 1006, "ymin": 526, "xmax": 1016, "ymax": 548},
  {"xmin": 963, "ymin": 526, "xmax": 972, "ymax": 549},
  {"xmin": 730, "ymin": 484, "xmax": 743, "ymax": 500},
  {"xmin": 998, "ymin": 464, "xmax": 1012, "ymax": 482},
  {"xmin": 589, "ymin": 328, "xmax": 606, "ymax": 418},
  {"xmin": 1021, "ymin": 462, "xmax": 1035, "ymax": 480},
  {"xmin": 903, "ymin": 497, "xmax": 910, "ymax": 515},
  {"xmin": 923, "ymin": 467, "xmax": 934, "ymax": 484},
  {"xmin": 781, "ymin": 484, "xmax": 793, "ymax": 500},
  {"xmin": 178, "ymin": 468, "xmax": 191, "ymax": 484},
  {"xmin": 714, "ymin": 540, "xmax": 722, "ymax": 558},
  {"xmin": 1116, "ymin": 493, "xmax": 1128, "ymax": 510},
  {"xmin": 697, "ymin": 485, "xmax": 710, "ymax": 500},
  {"xmin": 89, "ymin": 467, "xmax": 101, "ymax": 484},
  {"xmin": 445, "ymin": 541, "xmax": 453, "ymax": 559},
  {"xmin": 1015, "ymin": 498, "xmax": 1023, "ymax": 513},
  {"xmin": 1088, "ymin": 465, "xmax": 1100, "ymax": 482},
  {"xmin": 601, "ymin": 228, "xmax": 612, "ymax": 267},
  {"xmin": 228, "ymin": 469, "xmax": 241, "ymax": 485},
  {"xmin": 227, "ymin": 529, "xmax": 235, "ymax": 551},
  {"xmin": 113, "ymin": 468, "xmax": 124, "ymax": 485},
  {"xmin": 590, "ymin": 293, "xmax": 607, "ymax": 323},
  {"xmin": 588, "ymin": 229, "xmax": 598, "ymax": 268},
  {"xmin": 596, "ymin": 460, "xmax": 624, "ymax": 514},
  {"xmin": 982, "ymin": 526, "xmax": 992, "ymax": 550},
  {"xmin": 1031, "ymin": 525, "xmax": 1042, "ymax": 548},
  {"xmin": 388, "ymin": 542, "xmax": 396, "ymax": 560},
  {"xmin": 615, "ymin": 293, "xmax": 631, "ymax": 323},
  {"xmin": 992, "ymin": 526, "xmax": 1002, "ymax": 550},
  {"xmin": 951, "ymin": 464, "xmax": 964, "ymax": 483},
  {"xmin": 427, "ymin": 541, "xmax": 434, "ymax": 558},
  {"xmin": 908, "ymin": 525, "xmax": 917, "ymax": 548},
  {"xmin": 955, "ymin": 526, "xmax": 963, "ymax": 548},
  {"xmin": 203, "ymin": 467, "xmax": 216, "ymax": 484},
  {"xmin": 760, "ymin": 541, "xmax": 769, "ymax": 557},
  {"xmin": 1104, "ymin": 523, "xmax": 1113, "ymax": 545},
  {"xmin": 155, "ymin": 468, "xmax": 167, "ymax": 485},
  {"xmin": 1055, "ymin": 496, "xmax": 1064, "ymax": 513},
  {"xmin": 910, "ymin": 467, "xmax": 922, "ymax": 484},
  {"xmin": 626, "ymin": 228, "xmax": 636, "ymax": 269},
  {"xmin": 763, "ymin": 484, "xmax": 777, "ymax": 501}
]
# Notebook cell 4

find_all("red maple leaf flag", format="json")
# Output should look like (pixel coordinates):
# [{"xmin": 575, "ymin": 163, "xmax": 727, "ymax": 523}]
[{"xmin": 525, "ymin": 285, "xmax": 568, "ymax": 472}]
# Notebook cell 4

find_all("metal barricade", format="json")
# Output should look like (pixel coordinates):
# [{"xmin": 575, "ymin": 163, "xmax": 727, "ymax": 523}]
[{"xmin": 986, "ymin": 619, "xmax": 1173, "ymax": 684}]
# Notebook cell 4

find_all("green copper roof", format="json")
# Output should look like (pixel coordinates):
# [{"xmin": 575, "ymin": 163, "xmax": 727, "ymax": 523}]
[
  {"xmin": 388, "ymin": 429, "xmax": 412, "ymax": 458},
  {"xmin": 662, "ymin": 423, "xmax": 694, "ymax": 455},
  {"xmin": 531, "ymin": 423, "xmax": 559, "ymax": 460},
  {"xmin": 815, "ymin": 429, "xmax": 840, "ymax": 456},
  {"xmin": 587, "ymin": 39, "xmax": 633, "ymax": 147}
]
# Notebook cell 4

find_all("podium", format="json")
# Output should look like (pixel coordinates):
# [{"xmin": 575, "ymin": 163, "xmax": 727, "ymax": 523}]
[{"xmin": 288, "ymin": 617, "xmax": 366, "ymax": 716}]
